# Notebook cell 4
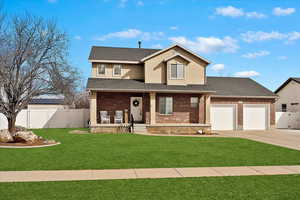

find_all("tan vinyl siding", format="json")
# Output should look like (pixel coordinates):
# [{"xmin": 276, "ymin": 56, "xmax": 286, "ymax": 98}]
[
  {"xmin": 91, "ymin": 63, "xmax": 144, "ymax": 79},
  {"xmin": 144, "ymin": 46, "xmax": 207, "ymax": 85}
]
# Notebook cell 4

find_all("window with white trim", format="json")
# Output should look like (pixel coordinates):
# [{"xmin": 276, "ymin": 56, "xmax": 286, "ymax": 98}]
[
  {"xmin": 190, "ymin": 97, "xmax": 199, "ymax": 108},
  {"xmin": 159, "ymin": 97, "xmax": 173, "ymax": 114},
  {"xmin": 113, "ymin": 64, "xmax": 122, "ymax": 76},
  {"xmin": 98, "ymin": 64, "xmax": 106, "ymax": 75},
  {"xmin": 170, "ymin": 63, "xmax": 184, "ymax": 79}
]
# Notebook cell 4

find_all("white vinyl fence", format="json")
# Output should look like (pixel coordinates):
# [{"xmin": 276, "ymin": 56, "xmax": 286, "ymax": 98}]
[
  {"xmin": 276, "ymin": 112, "xmax": 300, "ymax": 129},
  {"xmin": 0, "ymin": 109, "xmax": 90, "ymax": 130}
]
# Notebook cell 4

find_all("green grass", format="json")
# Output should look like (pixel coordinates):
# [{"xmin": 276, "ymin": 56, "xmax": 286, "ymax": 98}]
[
  {"xmin": 1, "ymin": 175, "xmax": 300, "ymax": 200},
  {"xmin": 0, "ymin": 128, "xmax": 300, "ymax": 171}
]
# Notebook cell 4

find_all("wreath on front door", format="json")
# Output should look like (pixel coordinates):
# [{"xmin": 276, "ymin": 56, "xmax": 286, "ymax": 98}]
[{"xmin": 133, "ymin": 99, "xmax": 140, "ymax": 107}]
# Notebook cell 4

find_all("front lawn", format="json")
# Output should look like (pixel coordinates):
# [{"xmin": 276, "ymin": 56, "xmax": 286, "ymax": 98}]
[
  {"xmin": 0, "ymin": 128, "xmax": 300, "ymax": 171},
  {"xmin": 1, "ymin": 175, "xmax": 300, "ymax": 200}
]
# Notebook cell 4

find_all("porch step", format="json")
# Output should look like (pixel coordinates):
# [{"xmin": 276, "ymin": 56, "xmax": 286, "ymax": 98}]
[{"xmin": 133, "ymin": 124, "xmax": 147, "ymax": 133}]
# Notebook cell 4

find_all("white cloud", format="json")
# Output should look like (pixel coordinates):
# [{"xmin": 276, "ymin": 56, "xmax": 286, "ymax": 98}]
[
  {"xmin": 141, "ymin": 32, "xmax": 164, "ymax": 41},
  {"xmin": 277, "ymin": 56, "xmax": 288, "ymax": 60},
  {"xmin": 234, "ymin": 71, "xmax": 260, "ymax": 77},
  {"xmin": 241, "ymin": 31, "xmax": 300, "ymax": 43},
  {"xmin": 151, "ymin": 44, "xmax": 163, "ymax": 49},
  {"xmin": 168, "ymin": 36, "xmax": 239, "ymax": 54},
  {"xmin": 215, "ymin": 6, "xmax": 266, "ymax": 19},
  {"xmin": 242, "ymin": 50, "xmax": 270, "ymax": 59},
  {"xmin": 246, "ymin": 12, "xmax": 267, "ymax": 19},
  {"xmin": 170, "ymin": 26, "xmax": 178, "ymax": 30},
  {"xmin": 137, "ymin": 1, "xmax": 144, "ymax": 6},
  {"xmin": 118, "ymin": 0, "xmax": 128, "ymax": 8},
  {"xmin": 95, "ymin": 29, "xmax": 164, "ymax": 41},
  {"xmin": 215, "ymin": 6, "xmax": 244, "ymax": 17},
  {"xmin": 47, "ymin": 0, "xmax": 57, "ymax": 3},
  {"xmin": 273, "ymin": 7, "xmax": 296, "ymax": 16},
  {"xmin": 211, "ymin": 64, "xmax": 225, "ymax": 72},
  {"xmin": 74, "ymin": 35, "xmax": 82, "ymax": 40}
]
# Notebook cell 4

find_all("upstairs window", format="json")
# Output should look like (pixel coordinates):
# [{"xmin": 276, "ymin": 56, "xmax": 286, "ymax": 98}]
[
  {"xmin": 281, "ymin": 104, "xmax": 287, "ymax": 112},
  {"xmin": 98, "ymin": 64, "xmax": 106, "ymax": 75},
  {"xmin": 159, "ymin": 97, "xmax": 173, "ymax": 115},
  {"xmin": 170, "ymin": 64, "xmax": 184, "ymax": 79},
  {"xmin": 113, "ymin": 64, "xmax": 122, "ymax": 76}
]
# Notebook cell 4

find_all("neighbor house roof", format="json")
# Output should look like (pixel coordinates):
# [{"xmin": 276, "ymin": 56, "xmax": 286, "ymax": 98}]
[
  {"xmin": 274, "ymin": 77, "xmax": 300, "ymax": 94},
  {"xmin": 86, "ymin": 77, "xmax": 277, "ymax": 98},
  {"xmin": 88, "ymin": 46, "xmax": 160, "ymax": 62},
  {"xmin": 29, "ymin": 98, "xmax": 65, "ymax": 105}
]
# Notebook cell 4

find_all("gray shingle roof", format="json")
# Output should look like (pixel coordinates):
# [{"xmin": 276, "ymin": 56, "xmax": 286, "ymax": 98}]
[
  {"xmin": 29, "ymin": 99, "xmax": 64, "ymax": 105},
  {"xmin": 86, "ymin": 77, "xmax": 277, "ymax": 97},
  {"xmin": 89, "ymin": 46, "xmax": 161, "ymax": 62},
  {"xmin": 275, "ymin": 77, "xmax": 300, "ymax": 93},
  {"xmin": 206, "ymin": 77, "xmax": 276, "ymax": 97}
]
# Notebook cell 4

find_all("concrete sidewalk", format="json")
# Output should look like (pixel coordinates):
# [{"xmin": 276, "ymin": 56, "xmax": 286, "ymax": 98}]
[{"xmin": 1, "ymin": 165, "xmax": 300, "ymax": 182}]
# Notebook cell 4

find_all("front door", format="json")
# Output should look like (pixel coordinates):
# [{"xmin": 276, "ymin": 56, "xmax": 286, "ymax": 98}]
[{"xmin": 130, "ymin": 97, "xmax": 143, "ymax": 122}]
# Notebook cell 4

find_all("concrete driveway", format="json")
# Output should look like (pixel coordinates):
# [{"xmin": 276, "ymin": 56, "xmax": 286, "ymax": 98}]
[{"xmin": 219, "ymin": 129, "xmax": 300, "ymax": 151}]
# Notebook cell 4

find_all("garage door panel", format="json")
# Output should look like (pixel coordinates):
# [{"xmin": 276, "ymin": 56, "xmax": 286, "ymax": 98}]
[
  {"xmin": 211, "ymin": 104, "xmax": 236, "ymax": 130},
  {"xmin": 243, "ymin": 104, "xmax": 268, "ymax": 130}
]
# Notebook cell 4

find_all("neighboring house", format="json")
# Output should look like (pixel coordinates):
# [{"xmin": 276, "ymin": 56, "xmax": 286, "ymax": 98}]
[
  {"xmin": 275, "ymin": 78, "xmax": 300, "ymax": 112},
  {"xmin": 28, "ymin": 98, "xmax": 69, "ymax": 110},
  {"xmin": 86, "ymin": 44, "xmax": 277, "ymax": 134}
]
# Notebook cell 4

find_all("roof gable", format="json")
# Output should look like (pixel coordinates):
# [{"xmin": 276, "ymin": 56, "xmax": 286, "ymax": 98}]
[
  {"xmin": 141, "ymin": 44, "xmax": 211, "ymax": 64},
  {"xmin": 163, "ymin": 53, "xmax": 193, "ymax": 63},
  {"xmin": 274, "ymin": 77, "xmax": 300, "ymax": 93}
]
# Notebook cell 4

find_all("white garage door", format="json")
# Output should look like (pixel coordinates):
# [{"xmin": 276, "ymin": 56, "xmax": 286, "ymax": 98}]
[
  {"xmin": 211, "ymin": 104, "xmax": 236, "ymax": 130},
  {"xmin": 243, "ymin": 104, "xmax": 268, "ymax": 130}
]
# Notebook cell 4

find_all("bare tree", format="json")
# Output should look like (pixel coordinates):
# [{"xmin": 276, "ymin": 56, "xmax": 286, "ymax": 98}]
[{"xmin": 0, "ymin": 13, "xmax": 81, "ymax": 135}]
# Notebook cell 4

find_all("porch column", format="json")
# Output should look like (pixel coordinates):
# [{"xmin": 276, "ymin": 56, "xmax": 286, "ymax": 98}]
[
  {"xmin": 205, "ymin": 95, "xmax": 211, "ymax": 124},
  {"xmin": 90, "ymin": 91, "xmax": 97, "ymax": 126},
  {"xmin": 150, "ymin": 92, "xmax": 156, "ymax": 124},
  {"xmin": 199, "ymin": 95, "xmax": 205, "ymax": 124}
]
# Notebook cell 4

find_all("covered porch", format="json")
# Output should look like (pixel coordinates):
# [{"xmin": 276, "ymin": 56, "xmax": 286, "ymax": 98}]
[{"xmin": 89, "ymin": 91, "xmax": 212, "ymax": 134}]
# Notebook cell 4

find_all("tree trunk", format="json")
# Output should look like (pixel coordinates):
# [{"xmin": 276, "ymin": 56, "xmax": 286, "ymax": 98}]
[{"xmin": 7, "ymin": 116, "xmax": 16, "ymax": 135}]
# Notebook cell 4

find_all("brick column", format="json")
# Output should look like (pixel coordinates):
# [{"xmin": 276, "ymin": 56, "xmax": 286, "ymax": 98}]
[
  {"xmin": 205, "ymin": 95, "xmax": 211, "ymax": 124},
  {"xmin": 270, "ymin": 102, "xmax": 276, "ymax": 129},
  {"xmin": 150, "ymin": 92, "xmax": 156, "ymax": 124},
  {"xmin": 237, "ymin": 101, "xmax": 243, "ymax": 130},
  {"xmin": 90, "ymin": 91, "xmax": 97, "ymax": 126},
  {"xmin": 199, "ymin": 95, "xmax": 205, "ymax": 124}
]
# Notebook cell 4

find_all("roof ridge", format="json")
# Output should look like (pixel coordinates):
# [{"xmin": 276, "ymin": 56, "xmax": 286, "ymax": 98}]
[{"xmin": 91, "ymin": 46, "xmax": 161, "ymax": 51}]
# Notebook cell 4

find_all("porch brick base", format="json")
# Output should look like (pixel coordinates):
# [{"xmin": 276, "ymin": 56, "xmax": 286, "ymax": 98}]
[
  {"xmin": 90, "ymin": 126, "xmax": 129, "ymax": 134},
  {"xmin": 146, "ymin": 125, "xmax": 211, "ymax": 135}
]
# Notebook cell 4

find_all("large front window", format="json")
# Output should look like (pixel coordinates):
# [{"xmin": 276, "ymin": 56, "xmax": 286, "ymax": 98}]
[
  {"xmin": 170, "ymin": 64, "xmax": 184, "ymax": 79},
  {"xmin": 159, "ymin": 97, "xmax": 173, "ymax": 114}
]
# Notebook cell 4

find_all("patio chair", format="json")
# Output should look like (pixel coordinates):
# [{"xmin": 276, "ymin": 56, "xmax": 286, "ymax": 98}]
[
  {"xmin": 114, "ymin": 110, "xmax": 123, "ymax": 124},
  {"xmin": 100, "ymin": 111, "xmax": 110, "ymax": 124}
]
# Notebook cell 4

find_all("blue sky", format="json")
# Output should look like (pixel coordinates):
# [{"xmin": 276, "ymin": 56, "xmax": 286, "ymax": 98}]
[{"xmin": 5, "ymin": 0, "xmax": 300, "ymax": 91}]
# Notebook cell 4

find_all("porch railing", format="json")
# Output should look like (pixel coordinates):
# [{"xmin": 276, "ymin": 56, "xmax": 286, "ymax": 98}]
[{"xmin": 129, "ymin": 114, "xmax": 134, "ymax": 133}]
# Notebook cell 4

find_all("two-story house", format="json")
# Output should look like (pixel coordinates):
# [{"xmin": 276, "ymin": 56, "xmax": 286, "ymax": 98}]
[
  {"xmin": 87, "ymin": 44, "xmax": 277, "ymax": 134},
  {"xmin": 275, "ymin": 77, "xmax": 300, "ymax": 112}
]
